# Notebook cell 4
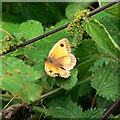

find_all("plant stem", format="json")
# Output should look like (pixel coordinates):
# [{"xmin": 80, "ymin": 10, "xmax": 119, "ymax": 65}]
[
  {"xmin": 4, "ymin": 96, "xmax": 16, "ymax": 109},
  {"xmin": 33, "ymin": 76, "xmax": 92, "ymax": 105},
  {"xmin": 76, "ymin": 76, "xmax": 93, "ymax": 86},
  {"xmin": 91, "ymin": 93, "xmax": 97, "ymax": 108},
  {"xmin": 102, "ymin": 55, "xmax": 120, "ymax": 62},
  {"xmin": 100, "ymin": 98, "xmax": 120, "ymax": 120},
  {"xmin": 0, "ymin": 28, "xmax": 14, "ymax": 39},
  {"xmin": 32, "ymin": 88, "xmax": 63, "ymax": 105},
  {"xmin": 88, "ymin": 0, "xmax": 119, "ymax": 17}
]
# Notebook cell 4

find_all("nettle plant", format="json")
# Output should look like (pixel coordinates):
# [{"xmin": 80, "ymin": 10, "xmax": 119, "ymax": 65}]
[{"xmin": 1, "ymin": 1, "xmax": 120, "ymax": 119}]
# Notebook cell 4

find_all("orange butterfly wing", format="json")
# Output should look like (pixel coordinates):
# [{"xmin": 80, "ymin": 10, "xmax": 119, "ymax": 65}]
[
  {"xmin": 45, "ymin": 38, "xmax": 76, "ymax": 78},
  {"xmin": 45, "ymin": 61, "xmax": 70, "ymax": 78}
]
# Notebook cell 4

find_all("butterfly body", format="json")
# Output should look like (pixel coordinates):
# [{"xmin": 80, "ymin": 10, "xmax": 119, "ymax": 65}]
[{"xmin": 45, "ymin": 38, "xmax": 76, "ymax": 78}]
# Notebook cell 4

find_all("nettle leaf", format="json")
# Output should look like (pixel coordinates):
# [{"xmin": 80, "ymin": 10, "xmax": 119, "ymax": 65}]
[
  {"xmin": 89, "ymin": 57, "xmax": 111, "ymax": 72},
  {"xmin": 56, "ymin": 68, "xmax": 78, "ymax": 90},
  {"xmin": 2, "ymin": 56, "xmax": 41, "ymax": 103},
  {"xmin": 91, "ymin": 61, "xmax": 119, "ymax": 101},
  {"xmin": 84, "ymin": 19, "xmax": 120, "ymax": 58},
  {"xmin": 83, "ymin": 108, "xmax": 105, "ymax": 119},
  {"xmin": 47, "ymin": 96, "xmax": 83, "ymax": 118},
  {"xmin": 20, "ymin": 20, "xmax": 44, "ymax": 40}
]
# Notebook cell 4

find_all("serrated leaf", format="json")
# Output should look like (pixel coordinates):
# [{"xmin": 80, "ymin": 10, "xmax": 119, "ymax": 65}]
[
  {"xmin": 89, "ymin": 57, "xmax": 111, "ymax": 72},
  {"xmin": 91, "ymin": 61, "xmax": 119, "ymax": 101},
  {"xmin": 47, "ymin": 96, "xmax": 83, "ymax": 118},
  {"xmin": 20, "ymin": 20, "xmax": 43, "ymax": 40},
  {"xmin": 83, "ymin": 108, "xmax": 105, "ymax": 119},
  {"xmin": 2, "ymin": 56, "xmax": 41, "ymax": 103},
  {"xmin": 84, "ymin": 19, "xmax": 120, "ymax": 58},
  {"xmin": 56, "ymin": 68, "xmax": 78, "ymax": 90}
]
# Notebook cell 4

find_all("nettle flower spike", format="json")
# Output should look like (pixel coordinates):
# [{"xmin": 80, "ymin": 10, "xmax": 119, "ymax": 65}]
[{"xmin": 67, "ymin": 9, "xmax": 90, "ymax": 47}]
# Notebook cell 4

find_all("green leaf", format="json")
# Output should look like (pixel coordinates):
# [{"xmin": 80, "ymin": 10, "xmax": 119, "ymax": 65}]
[
  {"xmin": 75, "ymin": 39, "xmax": 101, "ymax": 64},
  {"xmin": 77, "ymin": 55, "xmax": 100, "ymax": 79},
  {"xmin": 20, "ymin": 20, "xmax": 44, "ymax": 40},
  {"xmin": 104, "ymin": 3, "xmax": 120, "ymax": 17},
  {"xmin": 65, "ymin": 2, "xmax": 92, "ymax": 19},
  {"xmin": 32, "ymin": 62, "xmax": 45, "ymax": 78},
  {"xmin": 75, "ymin": 39, "xmax": 101, "ymax": 80},
  {"xmin": 96, "ymin": 96, "xmax": 114, "ymax": 109},
  {"xmin": 89, "ymin": 57, "xmax": 111, "ymax": 72},
  {"xmin": 2, "ymin": 22, "xmax": 20, "ymax": 38},
  {"xmin": 34, "ymin": 19, "xmax": 70, "ymax": 56},
  {"xmin": 84, "ymin": 19, "xmax": 120, "ymax": 58},
  {"xmin": 56, "ymin": 68, "xmax": 78, "ymax": 90},
  {"xmin": 99, "ymin": 2, "xmax": 120, "ymax": 18},
  {"xmin": 18, "ymin": 20, "xmax": 73, "ymax": 79},
  {"xmin": 2, "ymin": 56, "xmax": 41, "ymax": 103},
  {"xmin": 69, "ymin": 81, "xmax": 92, "ymax": 103},
  {"xmin": 47, "ymin": 96, "xmax": 83, "ymax": 118},
  {"xmin": 91, "ymin": 61, "xmax": 120, "ymax": 101},
  {"xmin": 94, "ymin": 11, "xmax": 119, "ymax": 45},
  {"xmin": 55, "ymin": 19, "xmax": 70, "ymax": 27},
  {"xmin": 33, "ymin": 106, "xmax": 47, "ymax": 115},
  {"xmin": 83, "ymin": 108, "xmax": 105, "ymax": 119}
]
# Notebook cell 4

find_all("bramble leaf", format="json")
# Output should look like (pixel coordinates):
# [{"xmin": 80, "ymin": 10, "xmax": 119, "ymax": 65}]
[{"xmin": 83, "ymin": 108, "xmax": 105, "ymax": 119}]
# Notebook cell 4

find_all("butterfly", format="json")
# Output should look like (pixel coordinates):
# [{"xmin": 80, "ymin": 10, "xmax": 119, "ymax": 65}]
[{"xmin": 44, "ymin": 38, "xmax": 76, "ymax": 78}]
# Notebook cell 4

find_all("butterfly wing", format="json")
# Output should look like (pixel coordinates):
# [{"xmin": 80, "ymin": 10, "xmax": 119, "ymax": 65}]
[
  {"xmin": 45, "ymin": 38, "xmax": 76, "ymax": 78},
  {"xmin": 54, "ymin": 53, "xmax": 76, "ymax": 70},
  {"xmin": 48, "ymin": 38, "xmax": 76, "ymax": 70},
  {"xmin": 48, "ymin": 38, "xmax": 71, "ymax": 59},
  {"xmin": 45, "ymin": 61, "xmax": 70, "ymax": 78}
]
